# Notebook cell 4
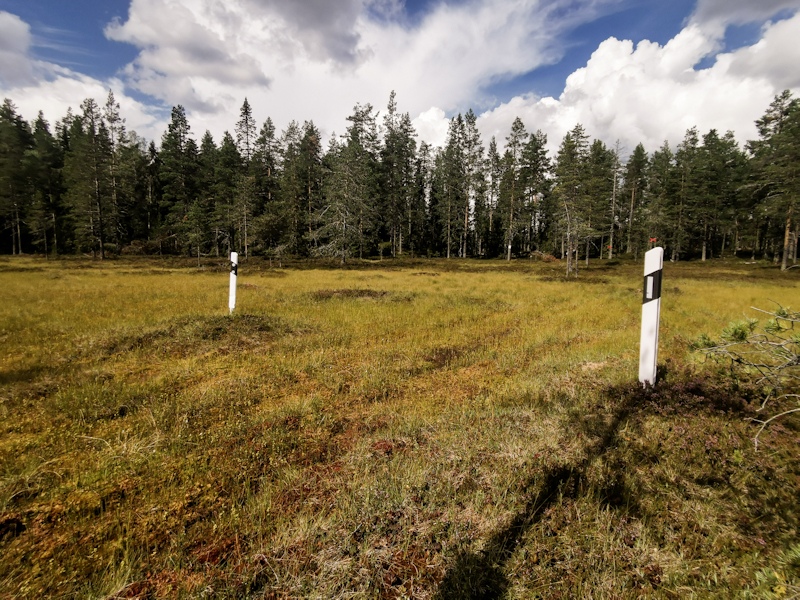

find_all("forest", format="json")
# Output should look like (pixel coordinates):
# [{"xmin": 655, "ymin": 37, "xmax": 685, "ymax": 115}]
[{"xmin": 1, "ymin": 89, "xmax": 798, "ymax": 271}]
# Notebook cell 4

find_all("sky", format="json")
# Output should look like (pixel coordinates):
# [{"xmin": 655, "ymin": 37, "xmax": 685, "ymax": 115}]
[{"xmin": 1, "ymin": 0, "xmax": 800, "ymax": 156}]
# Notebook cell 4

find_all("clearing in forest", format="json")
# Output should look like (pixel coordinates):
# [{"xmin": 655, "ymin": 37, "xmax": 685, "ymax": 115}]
[{"xmin": 1, "ymin": 255, "xmax": 798, "ymax": 598}]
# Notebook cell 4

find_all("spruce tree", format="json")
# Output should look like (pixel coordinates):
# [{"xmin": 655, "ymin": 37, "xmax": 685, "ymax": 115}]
[
  {"xmin": 64, "ymin": 98, "xmax": 111, "ymax": 259},
  {"xmin": 622, "ymin": 143, "xmax": 648, "ymax": 258},
  {"xmin": 499, "ymin": 117, "xmax": 528, "ymax": 260},
  {"xmin": 235, "ymin": 98, "xmax": 256, "ymax": 166},
  {"xmin": 159, "ymin": 105, "xmax": 198, "ymax": 253},
  {"xmin": 553, "ymin": 124, "xmax": 589, "ymax": 275},
  {"xmin": 748, "ymin": 91, "xmax": 800, "ymax": 270}
]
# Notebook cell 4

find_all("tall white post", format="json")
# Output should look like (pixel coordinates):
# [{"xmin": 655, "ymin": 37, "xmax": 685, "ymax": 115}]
[
  {"xmin": 229, "ymin": 251, "xmax": 238, "ymax": 314},
  {"xmin": 639, "ymin": 247, "xmax": 663, "ymax": 386}
]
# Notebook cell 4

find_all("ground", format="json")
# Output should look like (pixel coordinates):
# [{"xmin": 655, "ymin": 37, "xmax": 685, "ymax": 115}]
[{"xmin": 0, "ymin": 255, "xmax": 798, "ymax": 599}]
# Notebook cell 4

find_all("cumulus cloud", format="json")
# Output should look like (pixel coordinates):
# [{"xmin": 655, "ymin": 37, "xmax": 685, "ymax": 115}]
[
  {"xmin": 691, "ymin": 0, "xmax": 800, "ymax": 30},
  {"xmin": 243, "ymin": 0, "xmax": 367, "ymax": 64},
  {"xmin": 472, "ymin": 12, "xmax": 800, "ymax": 156},
  {"xmin": 96, "ymin": 0, "xmax": 619, "ymax": 143},
  {"xmin": 0, "ymin": 11, "xmax": 35, "ymax": 86},
  {"xmin": 411, "ymin": 106, "xmax": 449, "ymax": 147},
  {"xmin": 6, "ymin": 0, "xmax": 800, "ymax": 159},
  {"xmin": 0, "ymin": 11, "xmax": 163, "ymax": 140}
]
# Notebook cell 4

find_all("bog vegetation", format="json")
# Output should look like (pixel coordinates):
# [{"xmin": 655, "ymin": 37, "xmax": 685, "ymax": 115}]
[
  {"xmin": 1, "ymin": 255, "xmax": 798, "ymax": 598},
  {"xmin": 1, "ymin": 90, "xmax": 799, "ymax": 272}
]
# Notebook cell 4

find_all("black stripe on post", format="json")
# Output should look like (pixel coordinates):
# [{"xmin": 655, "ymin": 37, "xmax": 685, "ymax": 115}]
[
  {"xmin": 231, "ymin": 263, "xmax": 238, "ymax": 276},
  {"xmin": 642, "ymin": 269, "xmax": 662, "ymax": 304}
]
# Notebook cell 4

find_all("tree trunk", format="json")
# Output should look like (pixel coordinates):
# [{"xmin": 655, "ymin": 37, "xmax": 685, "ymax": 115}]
[
  {"xmin": 565, "ymin": 232, "xmax": 572, "ymax": 277},
  {"xmin": 609, "ymin": 147, "xmax": 618, "ymax": 260},
  {"xmin": 447, "ymin": 190, "xmax": 451, "ymax": 259},
  {"xmin": 626, "ymin": 186, "xmax": 635, "ymax": 254},
  {"xmin": 52, "ymin": 213, "xmax": 58, "ymax": 257},
  {"xmin": 702, "ymin": 223, "xmax": 708, "ymax": 261},
  {"xmin": 781, "ymin": 205, "xmax": 793, "ymax": 271},
  {"xmin": 463, "ymin": 200, "xmax": 469, "ymax": 259},
  {"xmin": 507, "ymin": 186, "xmax": 515, "ymax": 261},
  {"xmin": 95, "ymin": 178, "xmax": 105, "ymax": 260},
  {"xmin": 15, "ymin": 205, "xmax": 23, "ymax": 254}
]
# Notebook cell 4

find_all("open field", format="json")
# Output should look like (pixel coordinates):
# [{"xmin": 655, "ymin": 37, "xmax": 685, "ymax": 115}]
[{"xmin": 1, "ymin": 255, "xmax": 799, "ymax": 599}]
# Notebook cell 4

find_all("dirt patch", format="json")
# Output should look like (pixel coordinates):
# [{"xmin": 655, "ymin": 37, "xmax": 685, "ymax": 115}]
[
  {"xmin": 312, "ymin": 289, "xmax": 391, "ymax": 300},
  {"xmin": 83, "ymin": 314, "xmax": 291, "ymax": 358},
  {"xmin": 425, "ymin": 346, "xmax": 465, "ymax": 368},
  {"xmin": 539, "ymin": 276, "xmax": 609, "ymax": 284},
  {"xmin": 0, "ymin": 265, "xmax": 45, "ymax": 273},
  {"xmin": 370, "ymin": 439, "xmax": 407, "ymax": 457}
]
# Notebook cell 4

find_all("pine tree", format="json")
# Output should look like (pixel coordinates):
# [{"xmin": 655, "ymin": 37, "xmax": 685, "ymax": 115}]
[
  {"xmin": 749, "ymin": 91, "xmax": 800, "ymax": 270},
  {"xmin": 252, "ymin": 118, "xmax": 284, "ymax": 255},
  {"xmin": 647, "ymin": 141, "xmax": 678, "ymax": 258},
  {"xmin": 499, "ymin": 117, "xmax": 528, "ymax": 260},
  {"xmin": 482, "ymin": 137, "xmax": 502, "ymax": 256},
  {"xmin": 299, "ymin": 120, "xmax": 323, "ymax": 247},
  {"xmin": 198, "ymin": 131, "xmax": 219, "ymax": 255},
  {"xmin": 278, "ymin": 121, "xmax": 304, "ymax": 254},
  {"xmin": 64, "ymin": 98, "xmax": 112, "ymax": 258},
  {"xmin": 521, "ymin": 129, "xmax": 551, "ymax": 255},
  {"xmin": 235, "ymin": 98, "xmax": 256, "ymax": 166},
  {"xmin": 623, "ymin": 143, "xmax": 648, "ymax": 258},
  {"xmin": 159, "ymin": 105, "xmax": 198, "ymax": 253},
  {"xmin": 409, "ymin": 140, "xmax": 431, "ymax": 257},
  {"xmin": 312, "ymin": 122, "xmax": 373, "ymax": 264},
  {"xmin": 25, "ymin": 111, "xmax": 63, "ymax": 257},
  {"xmin": 380, "ymin": 91, "xmax": 418, "ymax": 257},
  {"xmin": 696, "ymin": 130, "xmax": 742, "ymax": 261},
  {"xmin": 553, "ymin": 123, "xmax": 589, "ymax": 276},
  {"xmin": 103, "ymin": 90, "xmax": 126, "ymax": 249},
  {"xmin": 214, "ymin": 131, "xmax": 242, "ymax": 255},
  {"xmin": 583, "ymin": 138, "xmax": 613, "ymax": 263},
  {"xmin": 673, "ymin": 127, "xmax": 700, "ymax": 261},
  {"xmin": 0, "ymin": 99, "xmax": 34, "ymax": 254},
  {"xmin": 435, "ymin": 116, "xmax": 466, "ymax": 259},
  {"xmin": 461, "ymin": 109, "xmax": 484, "ymax": 257},
  {"xmin": 343, "ymin": 104, "xmax": 380, "ymax": 258}
]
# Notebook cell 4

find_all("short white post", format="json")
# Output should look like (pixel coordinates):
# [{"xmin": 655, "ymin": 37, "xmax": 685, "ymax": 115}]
[
  {"xmin": 638, "ymin": 247, "xmax": 663, "ymax": 386},
  {"xmin": 229, "ymin": 251, "xmax": 238, "ymax": 314}
]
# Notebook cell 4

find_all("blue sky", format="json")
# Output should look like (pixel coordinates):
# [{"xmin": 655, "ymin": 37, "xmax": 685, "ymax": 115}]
[{"xmin": 1, "ymin": 0, "xmax": 799, "ymax": 153}]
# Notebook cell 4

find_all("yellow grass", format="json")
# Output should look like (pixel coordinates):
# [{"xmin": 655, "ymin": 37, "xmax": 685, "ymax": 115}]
[{"xmin": 1, "ymin": 255, "xmax": 798, "ymax": 598}]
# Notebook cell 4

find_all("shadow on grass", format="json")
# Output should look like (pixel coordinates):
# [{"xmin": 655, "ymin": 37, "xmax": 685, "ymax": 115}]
[
  {"xmin": 434, "ymin": 393, "xmax": 640, "ymax": 599},
  {"xmin": 433, "ymin": 362, "xmax": 760, "ymax": 599},
  {"xmin": 0, "ymin": 364, "xmax": 52, "ymax": 386}
]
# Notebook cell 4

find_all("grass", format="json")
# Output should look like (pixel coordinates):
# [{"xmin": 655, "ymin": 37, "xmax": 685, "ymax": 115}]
[{"xmin": 0, "ymin": 254, "xmax": 798, "ymax": 599}]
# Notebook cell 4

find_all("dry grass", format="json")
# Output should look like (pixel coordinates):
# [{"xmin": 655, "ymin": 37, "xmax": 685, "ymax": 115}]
[{"xmin": 0, "ymin": 254, "xmax": 798, "ymax": 598}]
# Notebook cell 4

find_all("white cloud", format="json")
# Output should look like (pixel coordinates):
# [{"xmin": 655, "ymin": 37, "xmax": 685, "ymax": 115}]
[
  {"xmin": 691, "ymin": 0, "xmax": 800, "ymax": 31},
  {"xmin": 0, "ymin": 11, "xmax": 163, "ymax": 140},
  {"xmin": 5, "ymin": 0, "xmax": 800, "ymax": 159},
  {"xmin": 94, "ymin": 0, "xmax": 619, "ymax": 144},
  {"xmin": 411, "ymin": 106, "xmax": 449, "ymax": 148},
  {"xmin": 472, "ymin": 12, "xmax": 800, "ymax": 156},
  {"xmin": 0, "ymin": 11, "xmax": 35, "ymax": 87}
]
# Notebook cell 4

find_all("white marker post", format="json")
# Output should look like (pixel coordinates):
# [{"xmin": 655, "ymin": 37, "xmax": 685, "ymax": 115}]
[
  {"xmin": 229, "ymin": 251, "xmax": 238, "ymax": 314},
  {"xmin": 638, "ymin": 247, "xmax": 663, "ymax": 386}
]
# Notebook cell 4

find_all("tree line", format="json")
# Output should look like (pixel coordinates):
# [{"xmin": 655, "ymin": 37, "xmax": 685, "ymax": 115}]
[{"xmin": 1, "ymin": 89, "xmax": 798, "ymax": 271}]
